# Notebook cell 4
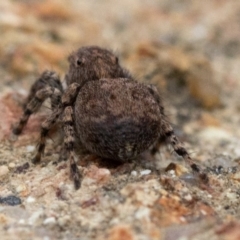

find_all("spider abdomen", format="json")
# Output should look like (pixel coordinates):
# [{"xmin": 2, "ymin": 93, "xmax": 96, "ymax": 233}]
[{"xmin": 74, "ymin": 78, "xmax": 161, "ymax": 161}]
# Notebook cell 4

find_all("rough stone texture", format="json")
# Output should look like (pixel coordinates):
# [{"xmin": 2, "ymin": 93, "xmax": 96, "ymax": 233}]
[{"xmin": 1, "ymin": 1, "xmax": 240, "ymax": 239}]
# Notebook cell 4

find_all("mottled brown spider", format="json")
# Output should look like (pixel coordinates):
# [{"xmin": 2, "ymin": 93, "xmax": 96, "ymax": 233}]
[{"xmin": 12, "ymin": 46, "xmax": 207, "ymax": 189}]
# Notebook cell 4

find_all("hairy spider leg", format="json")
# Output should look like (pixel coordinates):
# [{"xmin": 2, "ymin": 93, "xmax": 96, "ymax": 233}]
[
  {"xmin": 33, "ymin": 82, "xmax": 82, "ymax": 189},
  {"xmin": 13, "ymin": 86, "xmax": 61, "ymax": 135},
  {"xmin": 160, "ymin": 117, "xmax": 208, "ymax": 183},
  {"xmin": 13, "ymin": 70, "xmax": 63, "ymax": 135},
  {"xmin": 24, "ymin": 70, "xmax": 63, "ymax": 109},
  {"xmin": 61, "ymin": 83, "xmax": 81, "ymax": 189},
  {"xmin": 147, "ymin": 82, "xmax": 209, "ymax": 184},
  {"xmin": 32, "ymin": 107, "xmax": 62, "ymax": 164}
]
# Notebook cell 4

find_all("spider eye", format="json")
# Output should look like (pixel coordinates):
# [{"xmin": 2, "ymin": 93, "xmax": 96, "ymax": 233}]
[{"xmin": 76, "ymin": 59, "xmax": 82, "ymax": 66}]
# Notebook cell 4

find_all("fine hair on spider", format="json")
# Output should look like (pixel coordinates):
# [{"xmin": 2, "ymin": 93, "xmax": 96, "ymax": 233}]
[{"xmin": 12, "ymin": 45, "xmax": 208, "ymax": 189}]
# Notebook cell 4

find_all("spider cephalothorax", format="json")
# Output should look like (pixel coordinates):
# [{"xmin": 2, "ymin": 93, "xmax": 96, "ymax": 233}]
[
  {"xmin": 66, "ymin": 46, "xmax": 130, "ymax": 85},
  {"xmin": 13, "ymin": 46, "xmax": 207, "ymax": 189}
]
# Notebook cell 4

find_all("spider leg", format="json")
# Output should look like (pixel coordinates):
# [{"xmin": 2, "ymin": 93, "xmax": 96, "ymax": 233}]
[
  {"xmin": 32, "ymin": 107, "xmax": 62, "ymax": 164},
  {"xmin": 61, "ymin": 83, "xmax": 81, "ymax": 189},
  {"xmin": 147, "ymin": 83, "xmax": 208, "ymax": 183},
  {"xmin": 13, "ymin": 71, "xmax": 63, "ymax": 135},
  {"xmin": 24, "ymin": 70, "xmax": 63, "ymax": 109},
  {"xmin": 160, "ymin": 117, "xmax": 208, "ymax": 183},
  {"xmin": 13, "ymin": 86, "xmax": 62, "ymax": 135},
  {"xmin": 63, "ymin": 106, "xmax": 81, "ymax": 189}
]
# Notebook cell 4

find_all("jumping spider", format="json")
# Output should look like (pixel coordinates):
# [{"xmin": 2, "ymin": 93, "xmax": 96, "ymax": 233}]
[{"xmin": 13, "ymin": 46, "xmax": 207, "ymax": 189}]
